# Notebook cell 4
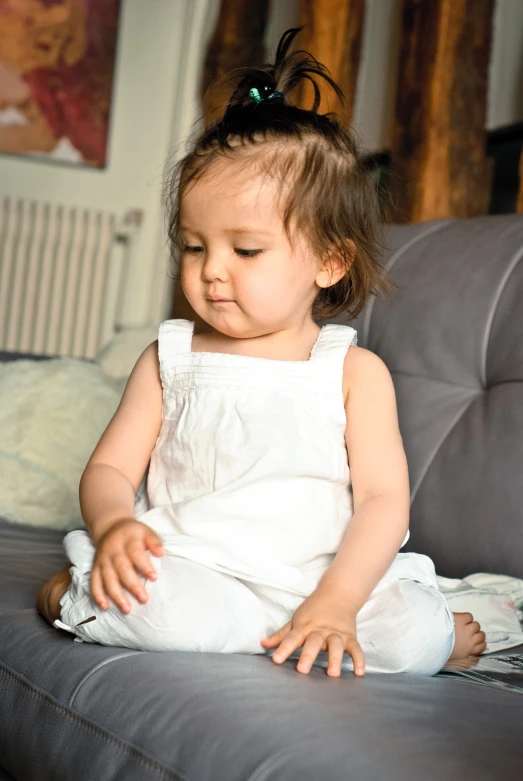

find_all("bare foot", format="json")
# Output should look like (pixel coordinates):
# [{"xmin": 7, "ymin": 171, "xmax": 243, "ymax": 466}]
[
  {"xmin": 448, "ymin": 612, "xmax": 487, "ymax": 661},
  {"xmin": 35, "ymin": 564, "xmax": 72, "ymax": 626}
]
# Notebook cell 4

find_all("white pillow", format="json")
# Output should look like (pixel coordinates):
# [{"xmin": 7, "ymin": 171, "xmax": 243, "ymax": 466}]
[
  {"xmin": 97, "ymin": 325, "xmax": 159, "ymax": 381},
  {"xmin": 0, "ymin": 359, "xmax": 121, "ymax": 531}
]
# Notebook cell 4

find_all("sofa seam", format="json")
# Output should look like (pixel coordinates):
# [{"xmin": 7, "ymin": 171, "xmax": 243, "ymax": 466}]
[
  {"xmin": 480, "ymin": 241, "xmax": 523, "ymax": 388},
  {"xmin": 391, "ymin": 369, "xmax": 481, "ymax": 393},
  {"xmin": 0, "ymin": 663, "xmax": 190, "ymax": 781},
  {"xmin": 392, "ymin": 370, "xmax": 523, "ymax": 390},
  {"xmin": 68, "ymin": 651, "xmax": 144, "ymax": 708},
  {"xmin": 363, "ymin": 219, "xmax": 453, "ymax": 346},
  {"xmin": 409, "ymin": 394, "xmax": 479, "ymax": 505}
]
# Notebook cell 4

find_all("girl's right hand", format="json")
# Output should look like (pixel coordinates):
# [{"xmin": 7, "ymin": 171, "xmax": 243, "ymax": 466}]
[{"xmin": 90, "ymin": 518, "xmax": 164, "ymax": 614}]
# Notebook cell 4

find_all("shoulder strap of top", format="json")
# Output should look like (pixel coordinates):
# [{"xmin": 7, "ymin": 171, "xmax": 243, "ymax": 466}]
[
  {"xmin": 311, "ymin": 323, "xmax": 358, "ymax": 365},
  {"xmin": 157, "ymin": 319, "xmax": 194, "ymax": 385}
]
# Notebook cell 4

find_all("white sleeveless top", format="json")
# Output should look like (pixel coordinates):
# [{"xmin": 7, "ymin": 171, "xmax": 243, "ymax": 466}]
[{"xmin": 134, "ymin": 319, "xmax": 408, "ymax": 598}]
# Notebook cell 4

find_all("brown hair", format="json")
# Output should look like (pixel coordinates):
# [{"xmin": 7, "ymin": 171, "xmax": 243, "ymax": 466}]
[{"xmin": 166, "ymin": 27, "xmax": 392, "ymax": 320}]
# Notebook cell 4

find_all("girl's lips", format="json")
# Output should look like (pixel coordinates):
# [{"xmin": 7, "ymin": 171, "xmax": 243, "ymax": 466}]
[{"xmin": 207, "ymin": 297, "xmax": 234, "ymax": 303}]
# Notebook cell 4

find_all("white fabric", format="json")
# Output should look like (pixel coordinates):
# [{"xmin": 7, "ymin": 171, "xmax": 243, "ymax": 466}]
[
  {"xmin": 57, "ymin": 319, "xmax": 455, "ymax": 674},
  {"xmin": 0, "ymin": 326, "xmax": 160, "ymax": 531},
  {"xmin": 57, "ymin": 532, "xmax": 455, "ymax": 675},
  {"xmin": 0, "ymin": 359, "xmax": 121, "ymax": 530},
  {"xmin": 437, "ymin": 573, "xmax": 523, "ymax": 653}
]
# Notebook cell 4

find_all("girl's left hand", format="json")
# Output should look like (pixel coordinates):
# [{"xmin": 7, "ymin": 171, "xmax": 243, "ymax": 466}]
[{"xmin": 260, "ymin": 585, "xmax": 365, "ymax": 678}]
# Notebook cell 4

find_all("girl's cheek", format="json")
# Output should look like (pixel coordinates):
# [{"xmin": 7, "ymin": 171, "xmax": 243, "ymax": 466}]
[{"xmin": 180, "ymin": 267, "xmax": 196, "ymax": 293}]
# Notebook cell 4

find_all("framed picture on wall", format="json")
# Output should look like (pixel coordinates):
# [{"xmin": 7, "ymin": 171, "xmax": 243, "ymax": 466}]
[{"xmin": 0, "ymin": 0, "xmax": 121, "ymax": 169}]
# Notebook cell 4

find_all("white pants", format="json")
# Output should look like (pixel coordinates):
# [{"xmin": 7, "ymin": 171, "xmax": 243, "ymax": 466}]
[{"xmin": 56, "ymin": 530, "xmax": 455, "ymax": 676}]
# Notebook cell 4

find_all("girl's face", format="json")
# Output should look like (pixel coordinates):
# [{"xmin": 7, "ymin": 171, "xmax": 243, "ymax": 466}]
[{"xmin": 179, "ymin": 158, "xmax": 326, "ymax": 339}]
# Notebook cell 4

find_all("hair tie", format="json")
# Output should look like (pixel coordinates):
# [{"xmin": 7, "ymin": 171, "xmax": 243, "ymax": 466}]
[{"xmin": 249, "ymin": 86, "xmax": 285, "ymax": 104}]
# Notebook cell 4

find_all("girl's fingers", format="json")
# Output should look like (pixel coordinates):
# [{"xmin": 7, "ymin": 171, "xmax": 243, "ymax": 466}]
[
  {"xmin": 326, "ymin": 633, "xmax": 346, "ymax": 678},
  {"xmin": 272, "ymin": 629, "xmax": 306, "ymax": 664},
  {"xmin": 100, "ymin": 563, "xmax": 132, "ymax": 614},
  {"xmin": 90, "ymin": 566, "xmax": 108, "ymax": 610},
  {"xmin": 127, "ymin": 543, "xmax": 159, "ymax": 581},
  {"xmin": 146, "ymin": 534, "xmax": 164, "ymax": 557},
  {"xmin": 474, "ymin": 630, "xmax": 487, "ymax": 653},
  {"xmin": 260, "ymin": 621, "xmax": 292, "ymax": 648},
  {"xmin": 296, "ymin": 631, "xmax": 325, "ymax": 674},
  {"xmin": 112, "ymin": 552, "xmax": 149, "ymax": 604},
  {"xmin": 348, "ymin": 640, "xmax": 365, "ymax": 676}
]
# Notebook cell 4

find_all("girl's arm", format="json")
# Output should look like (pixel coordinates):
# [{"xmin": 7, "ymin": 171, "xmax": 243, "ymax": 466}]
[
  {"xmin": 318, "ymin": 345, "xmax": 410, "ymax": 607},
  {"xmin": 78, "ymin": 341, "xmax": 166, "ymax": 613},
  {"xmin": 261, "ymin": 345, "xmax": 410, "ymax": 674},
  {"xmin": 80, "ymin": 341, "xmax": 163, "ymax": 544}
]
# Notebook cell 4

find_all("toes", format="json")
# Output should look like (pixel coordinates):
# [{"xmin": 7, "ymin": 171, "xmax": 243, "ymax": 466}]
[
  {"xmin": 35, "ymin": 584, "xmax": 47, "ymax": 615},
  {"xmin": 471, "ymin": 620, "xmax": 481, "ymax": 633}
]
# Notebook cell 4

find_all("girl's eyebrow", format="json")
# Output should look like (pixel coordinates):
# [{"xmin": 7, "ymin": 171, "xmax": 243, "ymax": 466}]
[
  {"xmin": 223, "ymin": 227, "xmax": 274, "ymax": 236},
  {"xmin": 180, "ymin": 225, "xmax": 274, "ymax": 236}
]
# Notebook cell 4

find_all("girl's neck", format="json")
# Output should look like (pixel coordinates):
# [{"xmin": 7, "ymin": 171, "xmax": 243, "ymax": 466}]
[{"xmin": 190, "ymin": 322, "xmax": 322, "ymax": 362}]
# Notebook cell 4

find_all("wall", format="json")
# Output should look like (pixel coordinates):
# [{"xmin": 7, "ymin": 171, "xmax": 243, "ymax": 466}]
[
  {"xmin": 487, "ymin": 0, "xmax": 523, "ymax": 130},
  {"xmin": 146, "ymin": 0, "xmax": 221, "ymax": 325}
]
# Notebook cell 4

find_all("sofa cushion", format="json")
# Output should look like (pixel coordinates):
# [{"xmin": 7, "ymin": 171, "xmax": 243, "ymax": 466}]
[
  {"xmin": 0, "ymin": 351, "xmax": 55, "ymax": 362},
  {"xmin": 1, "ymin": 608, "xmax": 523, "ymax": 781}
]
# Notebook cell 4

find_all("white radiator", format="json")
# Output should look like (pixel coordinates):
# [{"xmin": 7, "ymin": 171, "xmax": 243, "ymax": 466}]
[{"xmin": 0, "ymin": 197, "xmax": 138, "ymax": 359}]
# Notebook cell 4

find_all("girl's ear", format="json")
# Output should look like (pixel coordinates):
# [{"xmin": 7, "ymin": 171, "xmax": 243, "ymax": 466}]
[{"xmin": 316, "ymin": 240, "xmax": 356, "ymax": 289}]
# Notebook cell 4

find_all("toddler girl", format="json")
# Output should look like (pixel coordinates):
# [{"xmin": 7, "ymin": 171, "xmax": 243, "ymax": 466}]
[{"xmin": 37, "ymin": 27, "xmax": 486, "ymax": 677}]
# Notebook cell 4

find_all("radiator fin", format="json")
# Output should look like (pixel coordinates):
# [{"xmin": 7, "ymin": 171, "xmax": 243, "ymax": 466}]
[{"xmin": 0, "ymin": 197, "xmax": 122, "ymax": 360}]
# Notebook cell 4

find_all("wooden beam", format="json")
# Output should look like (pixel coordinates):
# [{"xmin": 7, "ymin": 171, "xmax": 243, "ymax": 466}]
[
  {"xmin": 389, "ymin": 0, "xmax": 495, "ymax": 223},
  {"xmin": 296, "ymin": 0, "xmax": 365, "ymax": 125},
  {"xmin": 518, "ymin": 147, "xmax": 523, "ymax": 213},
  {"xmin": 173, "ymin": 0, "xmax": 270, "ymax": 325}
]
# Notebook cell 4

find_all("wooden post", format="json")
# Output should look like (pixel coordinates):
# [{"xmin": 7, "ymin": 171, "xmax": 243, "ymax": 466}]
[
  {"xmin": 296, "ymin": 0, "xmax": 365, "ymax": 125},
  {"xmin": 389, "ymin": 0, "xmax": 495, "ymax": 223},
  {"xmin": 200, "ymin": 0, "xmax": 270, "ymax": 126},
  {"xmin": 517, "ymin": 148, "xmax": 523, "ymax": 213},
  {"xmin": 173, "ymin": 0, "xmax": 270, "ymax": 325}
]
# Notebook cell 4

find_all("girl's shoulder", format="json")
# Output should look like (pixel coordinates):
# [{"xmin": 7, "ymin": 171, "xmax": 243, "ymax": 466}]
[{"xmin": 342, "ymin": 345, "xmax": 394, "ymax": 408}]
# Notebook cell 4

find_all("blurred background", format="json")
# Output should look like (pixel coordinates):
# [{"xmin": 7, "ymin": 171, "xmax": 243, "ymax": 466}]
[{"xmin": 0, "ymin": 0, "xmax": 522, "ymax": 359}]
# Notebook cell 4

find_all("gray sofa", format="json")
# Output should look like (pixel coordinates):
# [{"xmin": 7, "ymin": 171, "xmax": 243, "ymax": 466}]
[{"xmin": 1, "ymin": 214, "xmax": 522, "ymax": 780}]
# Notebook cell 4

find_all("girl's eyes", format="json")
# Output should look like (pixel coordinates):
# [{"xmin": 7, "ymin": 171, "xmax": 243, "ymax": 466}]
[
  {"xmin": 181, "ymin": 245, "xmax": 262, "ymax": 258},
  {"xmin": 235, "ymin": 249, "xmax": 263, "ymax": 258}
]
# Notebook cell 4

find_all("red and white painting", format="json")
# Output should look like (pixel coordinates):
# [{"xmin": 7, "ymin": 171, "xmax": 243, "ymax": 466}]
[{"xmin": 0, "ymin": 0, "xmax": 121, "ymax": 168}]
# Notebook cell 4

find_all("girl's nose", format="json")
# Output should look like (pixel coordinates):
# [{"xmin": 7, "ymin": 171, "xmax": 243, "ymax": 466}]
[{"xmin": 201, "ymin": 253, "xmax": 228, "ymax": 282}]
